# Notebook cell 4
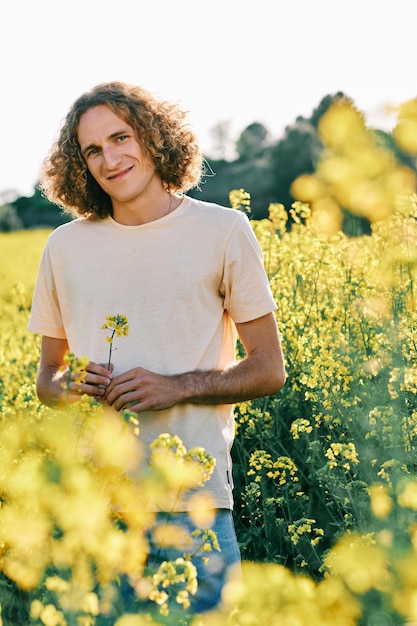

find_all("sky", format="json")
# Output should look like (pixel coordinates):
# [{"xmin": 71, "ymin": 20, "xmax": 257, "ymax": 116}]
[{"xmin": 1, "ymin": 0, "xmax": 416, "ymax": 198}]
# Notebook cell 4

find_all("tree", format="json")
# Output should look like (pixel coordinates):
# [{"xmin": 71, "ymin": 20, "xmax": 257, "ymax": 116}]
[
  {"xmin": 309, "ymin": 92, "xmax": 349, "ymax": 128},
  {"xmin": 236, "ymin": 122, "xmax": 269, "ymax": 161},
  {"xmin": 373, "ymin": 128, "xmax": 417, "ymax": 172},
  {"xmin": 0, "ymin": 204, "xmax": 23, "ymax": 231},
  {"xmin": 269, "ymin": 119, "xmax": 322, "ymax": 210},
  {"xmin": 10, "ymin": 186, "xmax": 71, "ymax": 230},
  {"xmin": 208, "ymin": 120, "xmax": 234, "ymax": 161},
  {"xmin": 269, "ymin": 93, "xmax": 356, "ymax": 214},
  {"xmin": 0, "ymin": 189, "xmax": 22, "ymax": 232}
]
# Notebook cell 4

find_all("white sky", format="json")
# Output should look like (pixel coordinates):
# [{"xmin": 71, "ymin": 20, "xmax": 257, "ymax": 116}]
[{"xmin": 1, "ymin": 0, "xmax": 416, "ymax": 197}]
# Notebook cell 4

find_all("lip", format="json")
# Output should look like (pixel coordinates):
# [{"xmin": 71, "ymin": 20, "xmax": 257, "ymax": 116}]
[{"xmin": 107, "ymin": 166, "xmax": 133, "ymax": 181}]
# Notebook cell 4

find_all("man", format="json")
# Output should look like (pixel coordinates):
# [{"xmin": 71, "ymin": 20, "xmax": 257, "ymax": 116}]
[{"xmin": 28, "ymin": 82, "xmax": 286, "ymax": 614}]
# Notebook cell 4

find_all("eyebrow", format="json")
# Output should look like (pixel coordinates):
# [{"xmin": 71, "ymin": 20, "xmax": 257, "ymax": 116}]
[{"xmin": 80, "ymin": 128, "xmax": 131, "ymax": 156}]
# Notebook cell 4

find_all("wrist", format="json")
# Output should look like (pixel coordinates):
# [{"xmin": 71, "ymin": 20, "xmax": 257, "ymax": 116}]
[
  {"xmin": 171, "ymin": 372, "xmax": 195, "ymax": 404},
  {"xmin": 174, "ymin": 369, "xmax": 221, "ymax": 404}
]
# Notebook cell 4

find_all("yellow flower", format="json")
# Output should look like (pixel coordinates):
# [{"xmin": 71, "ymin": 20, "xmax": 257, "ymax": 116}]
[
  {"xmin": 325, "ymin": 533, "xmax": 390, "ymax": 594},
  {"xmin": 62, "ymin": 352, "xmax": 89, "ymax": 398},
  {"xmin": 102, "ymin": 314, "xmax": 129, "ymax": 368},
  {"xmin": 369, "ymin": 484, "xmax": 392, "ymax": 519},
  {"xmin": 398, "ymin": 478, "xmax": 417, "ymax": 510},
  {"xmin": 229, "ymin": 188, "xmax": 251, "ymax": 213},
  {"xmin": 290, "ymin": 418, "xmax": 313, "ymax": 439},
  {"xmin": 325, "ymin": 442, "xmax": 359, "ymax": 471}
]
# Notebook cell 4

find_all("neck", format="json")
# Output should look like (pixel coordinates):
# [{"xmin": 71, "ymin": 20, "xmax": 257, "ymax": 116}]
[{"xmin": 112, "ymin": 188, "xmax": 174, "ymax": 226}]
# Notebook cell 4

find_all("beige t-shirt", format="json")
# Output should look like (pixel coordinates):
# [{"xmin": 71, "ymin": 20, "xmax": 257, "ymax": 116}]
[{"xmin": 28, "ymin": 196, "xmax": 277, "ymax": 510}]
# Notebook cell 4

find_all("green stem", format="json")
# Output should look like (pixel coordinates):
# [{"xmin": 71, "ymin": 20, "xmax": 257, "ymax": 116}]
[
  {"xmin": 65, "ymin": 365, "xmax": 72, "ymax": 404},
  {"xmin": 107, "ymin": 329, "xmax": 115, "ymax": 370}
]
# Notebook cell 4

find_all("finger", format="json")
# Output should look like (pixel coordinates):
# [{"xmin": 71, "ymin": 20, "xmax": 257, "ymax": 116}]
[
  {"xmin": 122, "ymin": 403, "xmax": 141, "ymax": 413},
  {"xmin": 96, "ymin": 362, "xmax": 114, "ymax": 374},
  {"xmin": 88, "ymin": 372, "xmax": 113, "ymax": 386},
  {"xmin": 70, "ymin": 379, "xmax": 108, "ymax": 397},
  {"xmin": 111, "ymin": 391, "xmax": 137, "ymax": 411},
  {"xmin": 88, "ymin": 361, "xmax": 114, "ymax": 377},
  {"xmin": 105, "ymin": 380, "xmax": 131, "ymax": 403},
  {"xmin": 113, "ymin": 384, "xmax": 149, "ymax": 410}
]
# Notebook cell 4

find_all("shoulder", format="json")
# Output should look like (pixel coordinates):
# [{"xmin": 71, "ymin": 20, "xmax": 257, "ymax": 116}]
[
  {"xmin": 183, "ymin": 195, "xmax": 250, "ymax": 228},
  {"xmin": 45, "ymin": 217, "xmax": 108, "ymax": 255},
  {"xmin": 47, "ymin": 216, "xmax": 103, "ymax": 241}
]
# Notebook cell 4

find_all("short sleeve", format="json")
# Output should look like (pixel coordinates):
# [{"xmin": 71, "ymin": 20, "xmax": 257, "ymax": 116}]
[
  {"xmin": 27, "ymin": 243, "xmax": 67, "ymax": 338},
  {"xmin": 221, "ymin": 212, "xmax": 277, "ymax": 323}
]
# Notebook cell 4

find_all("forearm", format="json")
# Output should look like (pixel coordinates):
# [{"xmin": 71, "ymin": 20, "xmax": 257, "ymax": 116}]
[
  {"xmin": 176, "ymin": 353, "xmax": 286, "ymax": 406},
  {"xmin": 36, "ymin": 337, "xmax": 114, "ymax": 409},
  {"xmin": 36, "ymin": 366, "xmax": 67, "ymax": 409},
  {"xmin": 36, "ymin": 361, "xmax": 113, "ymax": 409}
]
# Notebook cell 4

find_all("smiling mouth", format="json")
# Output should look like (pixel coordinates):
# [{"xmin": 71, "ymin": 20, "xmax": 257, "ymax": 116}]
[{"xmin": 107, "ymin": 166, "xmax": 133, "ymax": 181}]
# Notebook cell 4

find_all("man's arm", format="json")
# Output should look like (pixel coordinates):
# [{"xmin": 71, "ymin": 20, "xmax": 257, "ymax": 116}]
[
  {"xmin": 105, "ymin": 312, "xmax": 286, "ymax": 413},
  {"xmin": 36, "ymin": 336, "xmax": 113, "ymax": 408}
]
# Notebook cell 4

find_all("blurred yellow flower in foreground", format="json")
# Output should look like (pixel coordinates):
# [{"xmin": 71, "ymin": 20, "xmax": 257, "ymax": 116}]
[
  {"xmin": 291, "ymin": 98, "xmax": 417, "ymax": 229},
  {"xmin": 394, "ymin": 98, "xmax": 417, "ymax": 153},
  {"xmin": 202, "ymin": 561, "xmax": 361, "ymax": 626},
  {"xmin": 398, "ymin": 478, "xmax": 417, "ymax": 510},
  {"xmin": 324, "ymin": 533, "xmax": 390, "ymax": 595},
  {"xmin": 369, "ymin": 483, "xmax": 392, "ymax": 519}
]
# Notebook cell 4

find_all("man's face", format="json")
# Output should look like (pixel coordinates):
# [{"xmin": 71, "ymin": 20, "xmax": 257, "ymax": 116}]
[{"xmin": 77, "ymin": 104, "xmax": 156, "ymax": 206}]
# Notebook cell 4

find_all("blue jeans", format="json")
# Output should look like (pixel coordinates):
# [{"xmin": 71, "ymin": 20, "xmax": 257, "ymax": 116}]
[{"xmin": 120, "ymin": 509, "xmax": 241, "ymax": 616}]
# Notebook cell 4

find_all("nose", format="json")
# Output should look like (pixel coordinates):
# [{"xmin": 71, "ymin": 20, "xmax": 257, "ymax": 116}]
[{"xmin": 102, "ymin": 145, "xmax": 121, "ymax": 168}]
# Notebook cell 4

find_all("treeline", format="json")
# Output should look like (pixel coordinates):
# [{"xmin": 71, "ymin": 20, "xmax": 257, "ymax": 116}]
[{"xmin": 1, "ymin": 92, "xmax": 415, "ymax": 234}]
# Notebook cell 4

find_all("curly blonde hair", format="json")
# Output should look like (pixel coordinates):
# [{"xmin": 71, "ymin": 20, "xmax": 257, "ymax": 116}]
[{"xmin": 39, "ymin": 82, "xmax": 204, "ymax": 219}]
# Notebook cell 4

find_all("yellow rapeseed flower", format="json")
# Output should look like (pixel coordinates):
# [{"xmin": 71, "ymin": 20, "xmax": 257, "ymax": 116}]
[
  {"xmin": 229, "ymin": 188, "xmax": 251, "ymax": 213},
  {"xmin": 101, "ymin": 314, "xmax": 129, "ymax": 369},
  {"xmin": 398, "ymin": 479, "xmax": 417, "ymax": 510},
  {"xmin": 393, "ymin": 98, "xmax": 417, "ymax": 153},
  {"xmin": 291, "ymin": 99, "xmax": 417, "ymax": 225},
  {"xmin": 325, "ymin": 533, "xmax": 390, "ymax": 595},
  {"xmin": 369, "ymin": 483, "xmax": 392, "ymax": 519}
]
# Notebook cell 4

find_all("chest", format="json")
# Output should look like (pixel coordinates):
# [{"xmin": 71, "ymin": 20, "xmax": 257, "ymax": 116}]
[{"xmin": 52, "ymin": 229, "xmax": 226, "ymax": 306}]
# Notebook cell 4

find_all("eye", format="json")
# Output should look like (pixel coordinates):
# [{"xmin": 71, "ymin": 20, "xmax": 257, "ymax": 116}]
[
  {"xmin": 117, "ymin": 134, "xmax": 128, "ymax": 142},
  {"xmin": 86, "ymin": 146, "xmax": 100, "ymax": 158}
]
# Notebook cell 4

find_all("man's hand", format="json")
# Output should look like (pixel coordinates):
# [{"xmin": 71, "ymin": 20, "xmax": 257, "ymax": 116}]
[
  {"xmin": 36, "ymin": 336, "xmax": 114, "ymax": 408},
  {"xmin": 64, "ymin": 360, "xmax": 114, "ymax": 402},
  {"xmin": 105, "ymin": 367, "xmax": 182, "ymax": 412}
]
